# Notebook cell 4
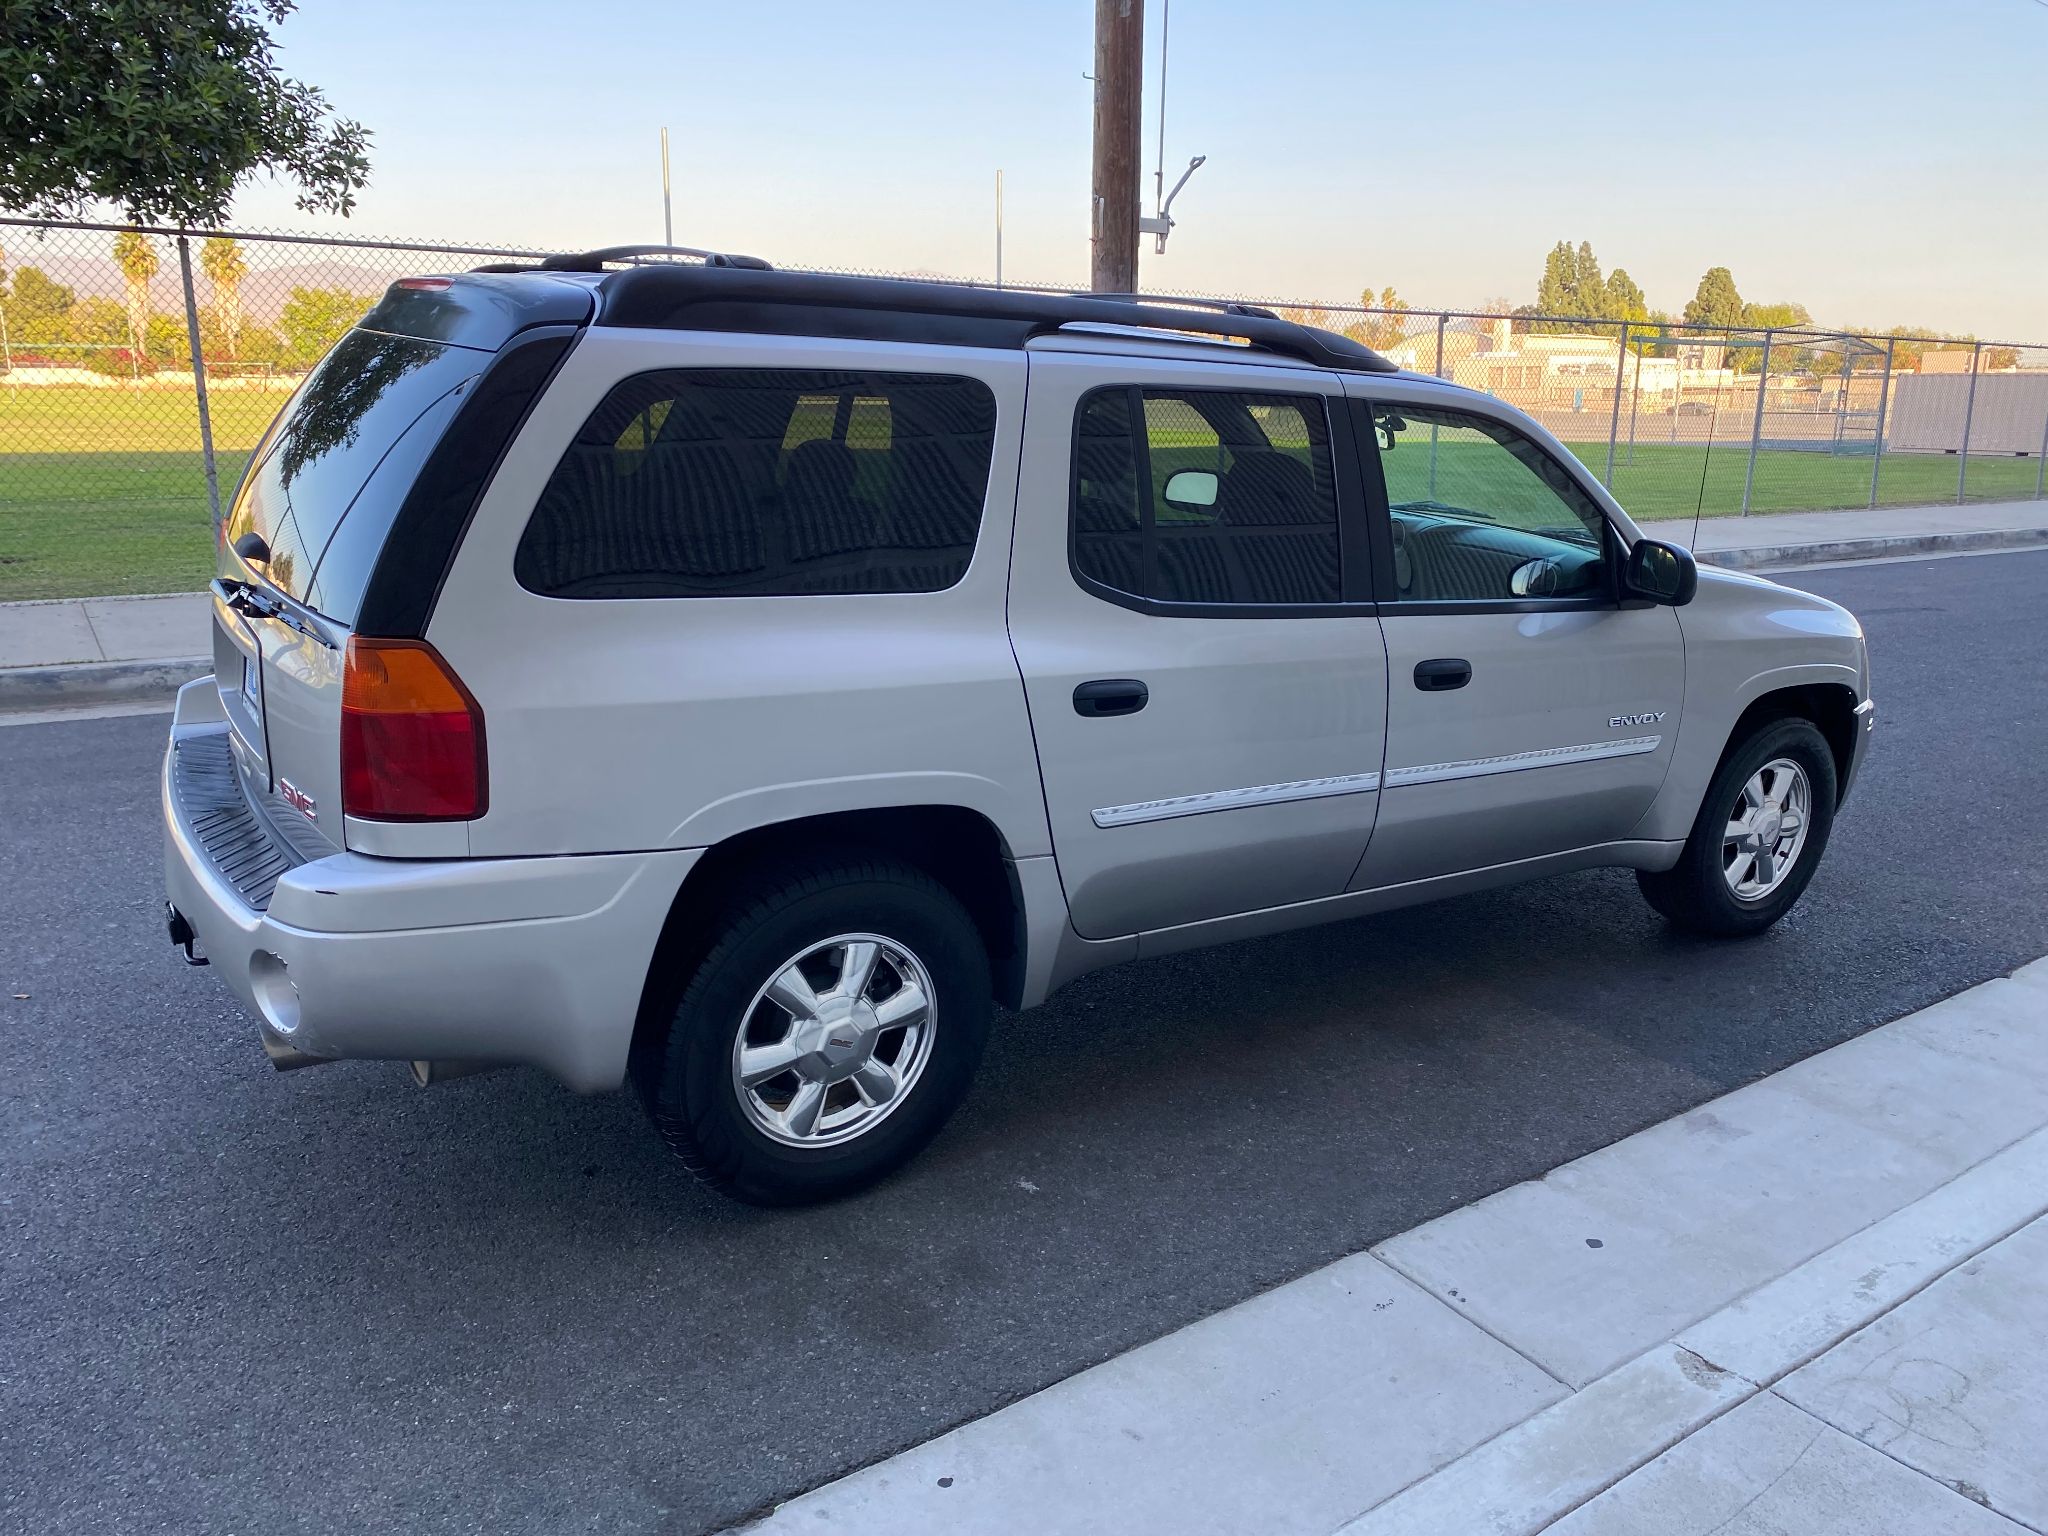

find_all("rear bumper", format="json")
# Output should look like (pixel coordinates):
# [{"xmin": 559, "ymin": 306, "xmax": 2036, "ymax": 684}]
[{"xmin": 162, "ymin": 681, "xmax": 699, "ymax": 1091}]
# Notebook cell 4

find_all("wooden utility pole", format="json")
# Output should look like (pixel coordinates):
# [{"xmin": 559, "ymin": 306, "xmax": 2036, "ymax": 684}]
[{"xmin": 1090, "ymin": 0, "xmax": 1143, "ymax": 292}]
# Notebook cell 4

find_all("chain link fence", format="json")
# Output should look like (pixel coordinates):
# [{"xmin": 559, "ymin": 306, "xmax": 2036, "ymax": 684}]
[{"xmin": 4, "ymin": 216, "xmax": 2046, "ymax": 600}]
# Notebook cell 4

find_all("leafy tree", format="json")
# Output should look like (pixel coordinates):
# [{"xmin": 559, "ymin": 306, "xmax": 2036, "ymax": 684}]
[
  {"xmin": 1881, "ymin": 326, "xmax": 1941, "ymax": 371},
  {"xmin": 1986, "ymin": 345, "xmax": 2020, "ymax": 371},
  {"xmin": 0, "ymin": 0, "xmax": 370, "ymax": 225},
  {"xmin": 278, "ymin": 285, "xmax": 371, "ymax": 365},
  {"xmin": 1347, "ymin": 284, "xmax": 1412, "ymax": 350},
  {"xmin": 111, "ymin": 231, "xmax": 158, "ymax": 353},
  {"xmin": 1740, "ymin": 300, "xmax": 1811, "ymax": 330},
  {"xmin": 1532, "ymin": 240, "xmax": 1648, "ymax": 333},
  {"xmin": 1604, "ymin": 268, "xmax": 1649, "ymax": 324},
  {"xmin": 143, "ymin": 310, "xmax": 189, "ymax": 367},
  {"xmin": 235, "ymin": 324, "xmax": 285, "ymax": 367},
  {"xmin": 201, "ymin": 237, "xmax": 250, "ymax": 357},
  {"xmin": 1, "ymin": 264, "xmax": 73, "ymax": 332},
  {"xmin": 1682, "ymin": 267, "xmax": 1743, "ymax": 329},
  {"xmin": 65, "ymin": 294, "xmax": 131, "ymax": 372},
  {"xmin": 1534, "ymin": 240, "xmax": 1611, "ymax": 326}
]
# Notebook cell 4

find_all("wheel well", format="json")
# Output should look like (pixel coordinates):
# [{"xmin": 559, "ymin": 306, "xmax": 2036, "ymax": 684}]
[
  {"xmin": 630, "ymin": 807, "xmax": 1028, "ymax": 1077},
  {"xmin": 1728, "ymin": 684, "xmax": 1860, "ymax": 802}
]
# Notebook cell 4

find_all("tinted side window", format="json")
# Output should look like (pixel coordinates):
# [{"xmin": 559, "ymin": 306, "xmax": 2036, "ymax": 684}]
[
  {"xmin": 1371, "ymin": 405, "xmax": 1610, "ymax": 604},
  {"xmin": 516, "ymin": 369, "xmax": 997, "ymax": 598},
  {"xmin": 1072, "ymin": 387, "xmax": 1341, "ymax": 607}
]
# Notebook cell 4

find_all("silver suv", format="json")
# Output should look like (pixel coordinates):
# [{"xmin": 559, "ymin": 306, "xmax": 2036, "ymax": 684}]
[{"xmin": 163, "ymin": 248, "xmax": 1873, "ymax": 1204}]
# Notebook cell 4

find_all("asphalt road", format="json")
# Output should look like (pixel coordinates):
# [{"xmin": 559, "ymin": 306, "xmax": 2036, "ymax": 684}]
[{"xmin": 5, "ymin": 549, "xmax": 2047, "ymax": 1536}]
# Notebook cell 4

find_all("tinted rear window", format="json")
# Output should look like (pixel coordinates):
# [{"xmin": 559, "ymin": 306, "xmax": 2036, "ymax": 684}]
[
  {"xmin": 514, "ymin": 368, "xmax": 997, "ymax": 598},
  {"xmin": 225, "ymin": 330, "xmax": 484, "ymax": 622}
]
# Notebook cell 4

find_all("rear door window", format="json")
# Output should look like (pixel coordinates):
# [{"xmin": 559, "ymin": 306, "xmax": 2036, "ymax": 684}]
[
  {"xmin": 514, "ymin": 369, "xmax": 997, "ymax": 598},
  {"xmin": 224, "ymin": 329, "xmax": 485, "ymax": 623},
  {"xmin": 1071, "ymin": 386, "xmax": 1342, "ymax": 607}
]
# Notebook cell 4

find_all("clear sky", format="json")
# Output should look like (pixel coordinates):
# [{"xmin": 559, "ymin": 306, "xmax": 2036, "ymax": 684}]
[{"xmin": 227, "ymin": 0, "xmax": 2048, "ymax": 340}]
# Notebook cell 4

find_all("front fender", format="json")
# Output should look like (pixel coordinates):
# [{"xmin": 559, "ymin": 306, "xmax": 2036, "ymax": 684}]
[{"xmin": 1634, "ymin": 570, "xmax": 1867, "ymax": 841}]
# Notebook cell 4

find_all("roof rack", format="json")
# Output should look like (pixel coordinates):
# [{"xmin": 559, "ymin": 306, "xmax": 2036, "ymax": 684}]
[
  {"xmin": 1070, "ymin": 292, "xmax": 1281, "ymax": 321},
  {"xmin": 538, "ymin": 244, "xmax": 774, "ymax": 273},
  {"xmin": 588, "ymin": 264, "xmax": 1397, "ymax": 373}
]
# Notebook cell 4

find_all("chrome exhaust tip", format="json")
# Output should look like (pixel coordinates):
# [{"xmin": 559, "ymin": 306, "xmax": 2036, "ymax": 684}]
[
  {"xmin": 259, "ymin": 1025, "xmax": 335, "ymax": 1072},
  {"xmin": 409, "ymin": 1059, "xmax": 509, "ymax": 1088}
]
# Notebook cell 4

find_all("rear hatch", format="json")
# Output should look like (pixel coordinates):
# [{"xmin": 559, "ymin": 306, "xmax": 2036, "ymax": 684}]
[{"xmin": 211, "ymin": 274, "xmax": 590, "ymax": 853}]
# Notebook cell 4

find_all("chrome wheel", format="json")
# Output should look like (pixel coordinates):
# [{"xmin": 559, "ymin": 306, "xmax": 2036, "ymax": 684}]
[
  {"xmin": 731, "ymin": 934, "xmax": 936, "ymax": 1149},
  {"xmin": 1723, "ymin": 758, "xmax": 1811, "ymax": 902}
]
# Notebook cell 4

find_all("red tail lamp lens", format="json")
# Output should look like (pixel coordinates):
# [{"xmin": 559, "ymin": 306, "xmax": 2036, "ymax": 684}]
[{"xmin": 340, "ymin": 638, "xmax": 486, "ymax": 821}]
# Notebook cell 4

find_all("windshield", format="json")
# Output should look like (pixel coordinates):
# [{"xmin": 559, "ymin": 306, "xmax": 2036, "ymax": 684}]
[{"xmin": 224, "ymin": 329, "xmax": 484, "ymax": 623}]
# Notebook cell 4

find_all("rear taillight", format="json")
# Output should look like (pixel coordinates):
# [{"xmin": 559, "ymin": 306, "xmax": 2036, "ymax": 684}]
[{"xmin": 340, "ymin": 638, "xmax": 487, "ymax": 821}]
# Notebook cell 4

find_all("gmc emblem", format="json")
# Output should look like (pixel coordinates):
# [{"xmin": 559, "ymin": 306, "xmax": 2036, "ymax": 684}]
[{"xmin": 279, "ymin": 779, "xmax": 317, "ymax": 819}]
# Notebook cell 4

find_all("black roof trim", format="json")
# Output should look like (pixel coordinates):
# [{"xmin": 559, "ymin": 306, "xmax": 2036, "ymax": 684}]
[{"xmin": 590, "ymin": 265, "xmax": 1396, "ymax": 372}]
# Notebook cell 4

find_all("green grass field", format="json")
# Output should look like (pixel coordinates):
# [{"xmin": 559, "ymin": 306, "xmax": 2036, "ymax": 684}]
[
  {"xmin": 1, "ymin": 386, "xmax": 280, "ymax": 600},
  {"xmin": 2, "ymin": 387, "xmax": 2042, "ymax": 601}
]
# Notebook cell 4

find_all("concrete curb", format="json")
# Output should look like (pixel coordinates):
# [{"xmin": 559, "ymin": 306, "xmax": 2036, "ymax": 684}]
[
  {"xmin": 1704, "ymin": 524, "xmax": 2048, "ymax": 571},
  {"xmin": 0, "ymin": 656, "xmax": 210, "ymax": 710}
]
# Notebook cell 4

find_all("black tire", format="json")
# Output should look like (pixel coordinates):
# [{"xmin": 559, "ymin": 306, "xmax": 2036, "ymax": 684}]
[
  {"xmin": 1637, "ymin": 716, "xmax": 1838, "ymax": 938},
  {"xmin": 633, "ymin": 856, "xmax": 992, "ymax": 1206}
]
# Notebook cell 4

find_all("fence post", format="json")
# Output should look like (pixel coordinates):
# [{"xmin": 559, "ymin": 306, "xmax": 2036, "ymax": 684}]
[
  {"xmin": 1741, "ymin": 330, "xmax": 1773, "ymax": 516},
  {"xmin": 2035, "ymin": 381, "xmax": 2048, "ymax": 500},
  {"xmin": 176, "ymin": 234, "xmax": 223, "ymax": 536},
  {"xmin": 1625, "ymin": 329, "xmax": 1645, "ymax": 466},
  {"xmin": 1869, "ymin": 337, "xmax": 1894, "ymax": 509},
  {"xmin": 1603, "ymin": 321, "xmax": 1629, "ymax": 486},
  {"xmin": 1956, "ymin": 340, "xmax": 1982, "ymax": 506},
  {"xmin": 1424, "ymin": 312, "xmax": 1446, "ymax": 498}
]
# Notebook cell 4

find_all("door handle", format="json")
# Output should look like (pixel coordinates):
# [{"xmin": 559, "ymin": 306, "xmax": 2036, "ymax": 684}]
[
  {"xmin": 1073, "ymin": 679, "xmax": 1149, "ymax": 718},
  {"xmin": 1414, "ymin": 658, "xmax": 1472, "ymax": 692}
]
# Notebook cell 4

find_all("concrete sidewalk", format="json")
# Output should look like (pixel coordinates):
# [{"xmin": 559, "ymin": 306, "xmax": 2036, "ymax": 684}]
[
  {"xmin": 1639, "ymin": 497, "xmax": 2048, "ymax": 571},
  {"xmin": 2, "ymin": 498, "xmax": 2046, "ymax": 705},
  {"xmin": 744, "ymin": 957, "xmax": 2048, "ymax": 1535}
]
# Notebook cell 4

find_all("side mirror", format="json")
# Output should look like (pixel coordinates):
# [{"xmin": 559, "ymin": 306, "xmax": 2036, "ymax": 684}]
[
  {"xmin": 1510, "ymin": 557, "xmax": 1560, "ymax": 597},
  {"xmin": 1623, "ymin": 539, "xmax": 1697, "ymax": 606},
  {"xmin": 1162, "ymin": 469, "xmax": 1218, "ymax": 511}
]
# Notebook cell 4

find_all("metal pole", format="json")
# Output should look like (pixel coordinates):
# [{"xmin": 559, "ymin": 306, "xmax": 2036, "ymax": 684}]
[
  {"xmin": 177, "ymin": 235, "xmax": 223, "ymax": 535},
  {"xmin": 1433, "ymin": 311, "xmax": 1446, "ymax": 378},
  {"xmin": 2034, "ymin": 383, "xmax": 2047, "ymax": 500},
  {"xmin": 1670, "ymin": 335, "xmax": 1681, "ymax": 444},
  {"xmin": 1869, "ymin": 337, "xmax": 1894, "ymax": 508},
  {"xmin": 1741, "ymin": 330, "xmax": 1773, "ymax": 516},
  {"xmin": 1957, "ymin": 341, "xmax": 1982, "ymax": 505},
  {"xmin": 995, "ymin": 169, "xmax": 1004, "ymax": 287},
  {"xmin": 1625, "ymin": 331, "xmax": 1644, "ymax": 466},
  {"xmin": 660, "ymin": 128, "xmax": 673, "ymax": 247},
  {"xmin": 1603, "ymin": 321, "xmax": 1629, "ymax": 486},
  {"xmin": 1427, "ymin": 312, "xmax": 1445, "ymax": 497}
]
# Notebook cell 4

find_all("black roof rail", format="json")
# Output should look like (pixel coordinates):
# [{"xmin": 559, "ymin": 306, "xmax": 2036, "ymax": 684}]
[
  {"xmin": 1071, "ymin": 292, "xmax": 1282, "ymax": 321},
  {"xmin": 539, "ymin": 244, "xmax": 774, "ymax": 273},
  {"xmin": 591, "ymin": 265, "xmax": 1397, "ymax": 372}
]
